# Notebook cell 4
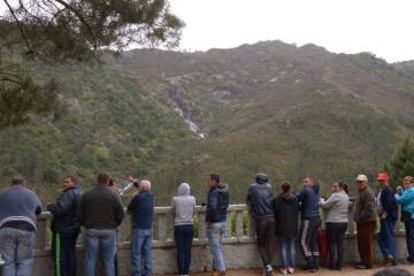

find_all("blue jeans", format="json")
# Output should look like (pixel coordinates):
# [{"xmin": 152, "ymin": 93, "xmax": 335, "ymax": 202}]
[
  {"xmin": 207, "ymin": 222, "xmax": 226, "ymax": 272},
  {"xmin": 279, "ymin": 237, "xmax": 296, "ymax": 269},
  {"xmin": 377, "ymin": 217, "xmax": 397, "ymax": 261},
  {"xmin": 84, "ymin": 228, "xmax": 117, "ymax": 276},
  {"xmin": 0, "ymin": 227, "xmax": 35, "ymax": 276},
  {"xmin": 174, "ymin": 225, "xmax": 194, "ymax": 275},
  {"xmin": 131, "ymin": 229, "xmax": 152, "ymax": 276}
]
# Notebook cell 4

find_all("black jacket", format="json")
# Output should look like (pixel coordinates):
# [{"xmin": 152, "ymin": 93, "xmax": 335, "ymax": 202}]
[
  {"xmin": 273, "ymin": 192, "xmax": 299, "ymax": 238},
  {"xmin": 380, "ymin": 186, "xmax": 398, "ymax": 221},
  {"xmin": 246, "ymin": 176, "xmax": 273, "ymax": 218},
  {"xmin": 206, "ymin": 184, "xmax": 229, "ymax": 223},
  {"xmin": 48, "ymin": 186, "xmax": 81, "ymax": 234}
]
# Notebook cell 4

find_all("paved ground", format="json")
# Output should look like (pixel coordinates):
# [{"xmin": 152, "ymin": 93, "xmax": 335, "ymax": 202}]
[{"xmin": 189, "ymin": 265, "xmax": 414, "ymax": 275}]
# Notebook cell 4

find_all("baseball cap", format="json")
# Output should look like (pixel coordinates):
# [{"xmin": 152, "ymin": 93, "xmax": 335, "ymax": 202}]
[
  {"xmin": 356, "ymin": 174, "xmax": 368, "ymax": 182},
  {"xmin": 377, "ymin": 172, "xmax": 389, "ymax": 182}
]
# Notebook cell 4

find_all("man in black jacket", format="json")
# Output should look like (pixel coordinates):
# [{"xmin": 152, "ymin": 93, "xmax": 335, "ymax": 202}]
[
  {"xmin": 206, "ymin": 173, "xmax": 229, "ymax": 276},
  {"xmin": 47, "ymin": 176, "xmax": 81, "ymax": 276},
  {"xmin": 376, "ymin": 172, "xmax": 398, "ymax": 266},
  {"xmin": 246, "ymin": 173, "xmax": 274, "ymax": 276}
]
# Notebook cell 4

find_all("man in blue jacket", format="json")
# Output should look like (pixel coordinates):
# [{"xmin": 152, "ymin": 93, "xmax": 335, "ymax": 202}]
[
  {"xmin": 0, "ymin": 176, "xmax": 42, "ymax": 276},
  {"xmin": 47, "ymin": 176, "xmax": 81, "ymax": 276},
  {"xmin": 376, "ymin": 172, "xmax": 398, "ymax": 266},
  {"xmin": 298, "ymin": 176, "xmax": 320, "ymax": 272},
  {"xmin": 206, "ymin": 173, "xmax": 229, "ymax": 276},
  {"xmin": 395, "ymin": 176, "xmax": 414, "ymax": 263}
]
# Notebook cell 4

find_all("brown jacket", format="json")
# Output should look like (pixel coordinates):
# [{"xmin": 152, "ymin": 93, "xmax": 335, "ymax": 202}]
[{"xmin": 353, "ymin": 187, "xmax": 377, "ymax": 224}]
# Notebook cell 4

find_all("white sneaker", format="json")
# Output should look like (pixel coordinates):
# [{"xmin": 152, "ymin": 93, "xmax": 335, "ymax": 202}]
[
  {"xmin": 280, "ymin": 268, "xmax": 288, "ymax": 275},
  {"xmin": 0, "ymin": 255, "xmax": 5, "ymax": 266}
]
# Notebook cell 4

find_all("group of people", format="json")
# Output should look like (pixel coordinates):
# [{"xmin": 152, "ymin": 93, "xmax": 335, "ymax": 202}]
[{"xmin": 1, "ymin": 171, "xmax": 414, "ymax": 276}]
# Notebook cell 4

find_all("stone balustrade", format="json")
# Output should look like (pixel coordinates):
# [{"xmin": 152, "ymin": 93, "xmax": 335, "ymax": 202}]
[{"xmin": 32, "ymin": 204, "xmax": 409, "ymax": 275}]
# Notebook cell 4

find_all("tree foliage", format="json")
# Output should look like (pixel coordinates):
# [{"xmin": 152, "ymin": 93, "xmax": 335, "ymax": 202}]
[
  {"xmin": 0, "ymin": 0, "xmax": 184, "ymax": 127},
  {"xmin": 386, "ymin": 137, "xmax": 414, "ymax": 187}
]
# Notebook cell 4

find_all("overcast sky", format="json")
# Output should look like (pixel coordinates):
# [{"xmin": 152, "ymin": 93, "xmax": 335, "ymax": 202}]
[
  {"xmin": 1, "ymin": 0, "xmax": 413, "ymax": 62},
  {"xmin": 170, "ymin": 0, "xmax": 414, "ymax": 62}
]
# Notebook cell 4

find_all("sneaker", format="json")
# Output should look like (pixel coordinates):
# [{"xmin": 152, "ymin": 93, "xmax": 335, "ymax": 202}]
[
  {"xmin": 280, "ymin": 268, "xmax": 288, "ymax": 275},
  {"xmin": 287, "ymin": 267, "xmax": 295, "ymax": 274},
  {"xmin": 0, "ymin": 255, "xmax": 4, "ymax": 266}
]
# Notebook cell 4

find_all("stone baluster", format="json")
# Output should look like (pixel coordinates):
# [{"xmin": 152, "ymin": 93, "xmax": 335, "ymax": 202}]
[
  {"xmin": 198, "ymin": 207, "xmax": 207, "ymax": 239},
  {"xmin": 36, "ymin": 216, "xmax": 48, "ymax": 250},
  {"xmin": 225, "ymin": 210, "xmax": 232, "ymax": 238},
  {"xmin": 157, "ymin": 211, "xmax": 168, "ymax": 242},
  {"xmin": 235, "ymin": 210, "xmax": 244, "ymax": 238},
  {"xmin": 347, "ymin": 205, "xmax": 355, "ymax": 235},
  {"xmin": 247, "ymin": 215, "xmax": 255, "ymax": 238}
]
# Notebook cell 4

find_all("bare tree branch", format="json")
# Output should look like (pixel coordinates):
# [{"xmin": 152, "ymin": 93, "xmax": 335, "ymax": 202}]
[{"xmin": 2, "ymin": 0, "xmax": 34, "ymax": 54}]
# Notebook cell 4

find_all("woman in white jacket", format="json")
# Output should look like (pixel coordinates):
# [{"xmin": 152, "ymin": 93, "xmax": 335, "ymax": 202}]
[
  {"xmin": 319, "ymin": 182, "xmax": 350, "ymax": 271},
  {"xmin": 172, "ymin": 183, "xmax": 196, "ymax": 276}
]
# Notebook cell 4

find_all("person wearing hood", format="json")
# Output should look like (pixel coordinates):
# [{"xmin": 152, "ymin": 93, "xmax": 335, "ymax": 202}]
[
  {"xmin": 298, "ymin": 176, "xmax": 320, "ymax": 272},
  {"xmin": 273, "ymin": 182, "xmax": 299, "ymax": 275},
  {"xmin": 319, "ymin": 182, "xmax": 349, "ymax": 271},
  {"xmin": 246, "ymin": 173, "xmax": 275, "ymax": 276},
  {"xmin": 172, "ymin": 183, "xmax": 196, "ymax": 276},
  {"xmin": 206, "ymin": 173, "xmax": 229, "ymax": 276}
]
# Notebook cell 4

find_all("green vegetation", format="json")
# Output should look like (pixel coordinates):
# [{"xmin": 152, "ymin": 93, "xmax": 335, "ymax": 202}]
[
  {"xmin": 2, "ymin": 41, "xmax": 414, "ymax": 205},
  {"xmin": 386, "ymin": 137, "xmax": 414, "ymax": 187}
]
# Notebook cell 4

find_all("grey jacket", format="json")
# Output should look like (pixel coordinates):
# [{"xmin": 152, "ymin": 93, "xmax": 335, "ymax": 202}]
[
  {"xmin": 172, "ymin": 183, "xmax": 196, "ymax": 225},
  {"xmin": 320, "ymin": 191, "xmax": 350, "ymax": 223}
]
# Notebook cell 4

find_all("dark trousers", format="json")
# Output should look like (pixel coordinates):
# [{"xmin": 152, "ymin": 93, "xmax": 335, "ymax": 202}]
[
  {"xmin": 405, "ymin": 219, "xmax": 414, "ymax": 262},
  {"xmin": 255, "ymin": 216, "xmax": 275, "ymax": 267},
  {"xmin": 174, "ymin": 224, "xmax": 194, "ymax": 275},
  {"xmin": 377, "ymin": 217, "xmax": 397, "ymax": 260},
  {"xmin": 51, "ymin": 232, "xmax": 78, "ymax": 276},
  {"xmin": 300, "ymin": 217, "xmax": 320, "ymax": 268},
  {"xmin": 326, "ymin": 222, "xmax": 347, "ymax": 269},
  {"xmin": 357, "ymin": 221, "xmax": 376, "ymax": 269}
]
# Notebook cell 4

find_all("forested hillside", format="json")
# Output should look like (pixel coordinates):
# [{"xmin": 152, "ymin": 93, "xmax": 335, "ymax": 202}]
[{"xmin": 2, "ymin": 40, "xmax": 414, "ymax": 204}]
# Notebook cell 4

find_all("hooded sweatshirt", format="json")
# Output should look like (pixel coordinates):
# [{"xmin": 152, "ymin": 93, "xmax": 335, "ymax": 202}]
[
  {"xmin": 172, "ymin": 183, "xmax": 196, "ymax": 226},
  {"xmin": 246, "ymin": 173, "xmax": 274, "ymax": 218}
]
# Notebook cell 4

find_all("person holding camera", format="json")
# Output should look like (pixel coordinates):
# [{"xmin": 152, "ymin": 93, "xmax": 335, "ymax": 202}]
[{"xmin": 395, "ymin": 176, "xmax": 414, "ymax": 263}]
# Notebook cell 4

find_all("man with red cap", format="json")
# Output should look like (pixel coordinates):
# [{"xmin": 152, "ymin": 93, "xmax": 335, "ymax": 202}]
[{"xmin": 376, "ymin": 172, "xmax": 398, "ymax": 266}]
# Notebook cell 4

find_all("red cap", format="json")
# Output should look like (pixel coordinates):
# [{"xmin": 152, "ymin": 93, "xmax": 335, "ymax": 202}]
[{"xmin": 377, "ymin": 173, "xmax": 389, "ymax": 182}]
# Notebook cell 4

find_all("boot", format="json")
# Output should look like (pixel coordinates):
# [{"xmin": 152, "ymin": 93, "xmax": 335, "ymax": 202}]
[
  {"xmin": 313, "ymin": 256, "xmax": 319, "ymax": 271},
  {"xmin": 303, "ymin": 256, "xmax": 314, "ymax": 271}
]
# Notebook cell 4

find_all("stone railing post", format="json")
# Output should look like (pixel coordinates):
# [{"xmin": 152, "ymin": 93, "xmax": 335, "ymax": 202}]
[
  {"xmin": 156, "ymin": 208, "xmax": 169, "ymax": 242},
  {"xmin": 247, "ymin": 215, "xmax": 255, "ymax": 238},
  {"xmin": 235, "ymin": 210, "xmax": 244, "ymax": 238},
  {"xmin": 35, "ymin": 214, "xmax": 49, "ymax": 250},
  {"xmin": 197, "ymin": 207, "xmax": 207, "ymax": 239},
  {"xmin": 347, "ymin": 204, "xmax": 355, "ymax": 235},
  {"xmin": 225, "ymin": 209, "xmax": 232, "ymax": 238}
]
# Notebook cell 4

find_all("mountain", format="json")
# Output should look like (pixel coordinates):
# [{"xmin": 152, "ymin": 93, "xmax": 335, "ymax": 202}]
[{"xmin": 1, "ymin": 40, "xmax": 414, "ymax": 203}]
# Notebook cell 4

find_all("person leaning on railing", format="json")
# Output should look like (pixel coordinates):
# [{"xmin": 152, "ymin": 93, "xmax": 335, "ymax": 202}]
[
  {"xmin": 0, "ymin": 176, "xmax": 42, "ymax": 276},
  {"xmin": 206, "ymin": 173, "xmax": 229, "ymax": 276},
  {"xmin": 395, "ymin": 176, "xmax": 414, "ymax": 263},
  {"xmin": 77, "ymin": 172, "xmax": 125, "ymax": 276},
  {"xmin": 172, "ymin": 182, "xmax": 196, "ymax": 276},
  {"xmin": 47, "ymin": 176, "xmax": 81, "ymax": 276},
  {"xmin": 246, "ymin": 173, "xmax": 275, "ymax": 276},
  {"xmin": 127, "ymin": 179, "xmax": 154, "ymax": 276},
  {"xmin": 319, "ymin": 182, "xmax": 349, "ymax": 271}
]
